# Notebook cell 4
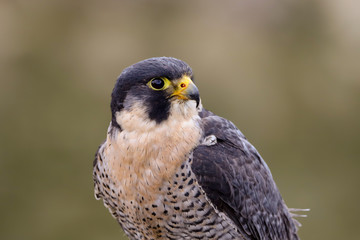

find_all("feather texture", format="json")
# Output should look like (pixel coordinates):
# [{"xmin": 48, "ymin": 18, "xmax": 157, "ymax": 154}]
[{"xmin": 192, "ymin": 109, "xmax": 299, "ymax": 240}]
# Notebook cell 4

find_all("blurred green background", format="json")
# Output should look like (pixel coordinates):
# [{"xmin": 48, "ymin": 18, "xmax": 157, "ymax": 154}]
[{"xmin": 1, "ymin": 0, "xmax": 359, "ymax": 239}]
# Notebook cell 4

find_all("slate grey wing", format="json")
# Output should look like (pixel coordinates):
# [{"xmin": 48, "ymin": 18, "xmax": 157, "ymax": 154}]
[{"xmin": 192, "ymin": 109, "xmax": 299, "ymax": 240}]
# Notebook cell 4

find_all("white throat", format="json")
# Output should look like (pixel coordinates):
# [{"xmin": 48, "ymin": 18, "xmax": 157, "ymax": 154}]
[{"xmin": 104, "ymin": 100, "xmax": 202, "ymax": 202}]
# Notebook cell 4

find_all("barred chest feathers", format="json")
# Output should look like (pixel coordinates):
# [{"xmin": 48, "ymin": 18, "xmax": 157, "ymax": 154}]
[{"xmin": 93, "ymin": 101, "xmax": 245, "ymax": 239}]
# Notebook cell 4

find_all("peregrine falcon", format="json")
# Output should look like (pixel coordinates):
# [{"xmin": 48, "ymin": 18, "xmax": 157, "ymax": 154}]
[{"xmin": 93, "ymin": 57, "xmax": 302, "ymax": 240}]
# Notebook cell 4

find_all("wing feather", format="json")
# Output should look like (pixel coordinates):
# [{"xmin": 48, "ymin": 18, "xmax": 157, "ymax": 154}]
[{"xmin": 192, "ymin": 109, "xmax": 299, "ymax": 240}]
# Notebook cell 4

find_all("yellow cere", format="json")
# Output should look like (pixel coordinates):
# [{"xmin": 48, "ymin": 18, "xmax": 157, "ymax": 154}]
[{"xmin": 171, "ymin": 76, "xmax": 193, "ymax": 99}]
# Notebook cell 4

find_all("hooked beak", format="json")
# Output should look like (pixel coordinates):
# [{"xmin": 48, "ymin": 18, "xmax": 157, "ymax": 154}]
[{"xmin": 170, "ymin": 76, "xmax": 200, "ymax": 107}]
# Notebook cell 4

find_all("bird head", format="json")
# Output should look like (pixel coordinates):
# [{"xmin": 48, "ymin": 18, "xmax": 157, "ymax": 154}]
[{"xmin": 110, "ymin": 57, "xmax": 201, "ymax": 131}]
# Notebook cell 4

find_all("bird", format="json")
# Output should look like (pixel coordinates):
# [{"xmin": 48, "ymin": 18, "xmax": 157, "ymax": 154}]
[{"xmin": 93, "ymin": 57, "xmax": 304, "ymax": 240}]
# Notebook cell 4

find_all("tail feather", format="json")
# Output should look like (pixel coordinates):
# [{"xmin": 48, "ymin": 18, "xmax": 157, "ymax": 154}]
[{"xmin": 289, "ymin": 208, "xmax": 310, "ymax": 227}]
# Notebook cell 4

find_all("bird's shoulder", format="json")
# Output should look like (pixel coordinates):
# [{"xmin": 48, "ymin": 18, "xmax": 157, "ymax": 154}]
[{"xmin": 192, "ymin": 109, "xmax": 298, "ymax": 240}]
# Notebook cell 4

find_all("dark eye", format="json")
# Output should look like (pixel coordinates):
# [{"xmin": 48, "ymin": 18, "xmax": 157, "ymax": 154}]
[
  {"xmin": 148, "ymin": 77, "xmax": 170, "ymax": 91},
  {"xmin": 150, "ymin": 78, "xmax": 165, "ymax": 90}
]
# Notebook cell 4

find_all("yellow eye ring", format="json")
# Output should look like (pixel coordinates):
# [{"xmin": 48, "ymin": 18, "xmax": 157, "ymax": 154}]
[{"xmin": 148, "ymin": 77, "xmax": 171, "ymax": 91}]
